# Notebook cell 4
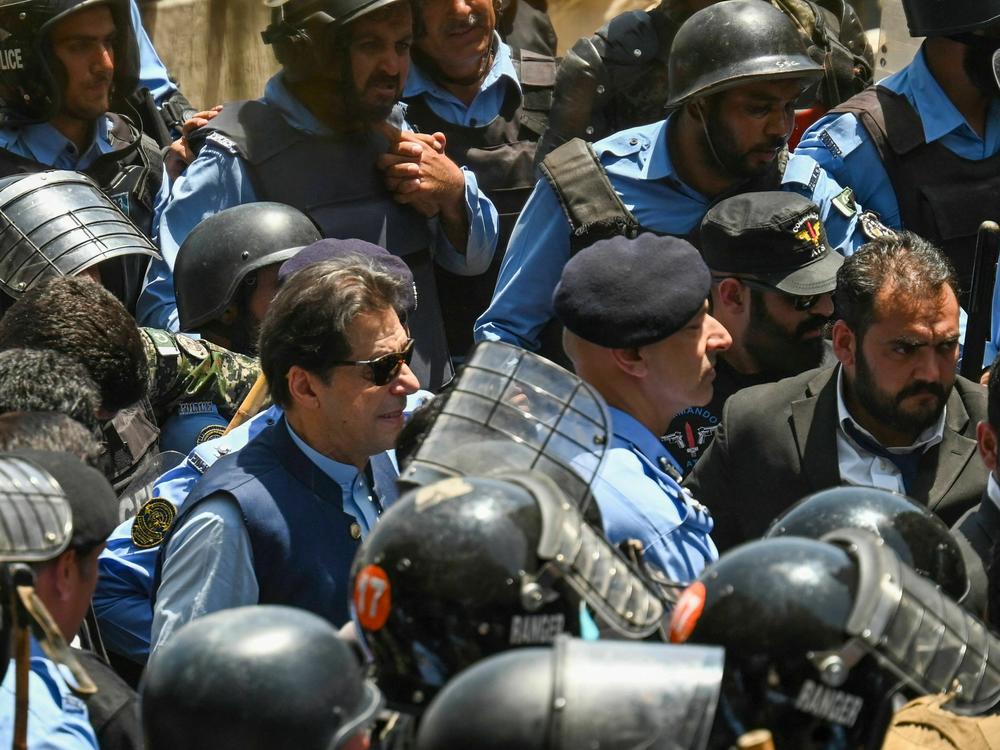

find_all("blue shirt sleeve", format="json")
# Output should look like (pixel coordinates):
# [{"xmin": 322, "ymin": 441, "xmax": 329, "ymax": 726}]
[
  {"xmin": 473, "ymin": 177, "xmax": 569, "ymax": 350},
  {"xmin": 150, "ymin": 494, "xmax": 259, "ymax": 655},
  {"xmin": 0, "ymin": 651, "xmax": 99, "ymax": 750},
  {"xmin": 130, "ymin": 0, "xmax": 177, "ymax": 105},
  {"xmin": 136, "ymin": 146, "xmax": 258, "ymax": 330},
  {"xmin": 430, "ymin": 167, "xmax": 499, "ymax": 276}
]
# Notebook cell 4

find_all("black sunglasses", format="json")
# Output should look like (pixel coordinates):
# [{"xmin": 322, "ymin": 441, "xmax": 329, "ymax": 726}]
[
  {"xmin": 330, "ymin": 339, "xmax": 415, "ymax": 385},
  {"xmin": 713, "ymin": 276, "xmax": 823, "ymax": 312}
]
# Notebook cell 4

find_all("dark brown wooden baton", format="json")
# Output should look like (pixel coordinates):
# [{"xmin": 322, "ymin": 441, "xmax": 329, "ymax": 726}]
[{"xmin": 961, "ymin": 221, "xmax": 1000, "ymax": 381}]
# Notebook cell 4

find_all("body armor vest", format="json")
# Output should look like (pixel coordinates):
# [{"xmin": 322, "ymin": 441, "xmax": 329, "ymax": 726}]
[
  {"xmin": 403, "ymin": 49, "xmax": 556, "ymax": 357},
  {"xmin": 0, "ymin": 113, "xmax": 163, "ymax": 312},
  {"xmin": 832, "ymin": 86, "xmax": 1000, "ymax": 292},
  {"xmin": 191, "ymin": 101, "xmax": 453, "ymax": 390}
]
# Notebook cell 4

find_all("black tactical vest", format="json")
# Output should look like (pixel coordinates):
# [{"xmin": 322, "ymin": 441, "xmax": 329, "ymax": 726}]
[
  {"xmin": 403, "ymin": 49, "xmax": 556, "ymax": 357},
  {"xmin": 832, "ymin": 86, "xmax": 1000, "ymax": 291},
  {"xmin": 0, "ymin": 113, "xmax": 163, "ymax": 312},
  {"xmin": 190, "ymin": 101, "xmax": 454, "ymax": 391}
]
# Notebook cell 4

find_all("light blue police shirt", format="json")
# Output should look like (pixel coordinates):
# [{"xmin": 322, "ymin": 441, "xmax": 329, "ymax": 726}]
[
  {"xmin": 136, "ymin": 72, "xmax": 499, "ymax": 331},
  {"xmin": 591, "ymin": 407, "xmax": 718, "ymax": 583}
]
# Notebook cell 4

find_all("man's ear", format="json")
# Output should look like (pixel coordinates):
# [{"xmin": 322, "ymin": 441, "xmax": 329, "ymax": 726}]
[
  {"xmin": 715, "ymin": 278, "xmax": 747, "ymax": 315},
  {"xmin": 52, "ymin": 550, "xmax": 77, "ymax": 603},
  {"xmin": 609, "ymin": 347, "xmax": 647, "ymax": 379},
  {"xmin": 978, "ymin": 420, "xmax": 1000, "ymax": 474},
  {"xmin": 286, "ymin": 365, "xmax": 322, "ymax": 411},
  {"xmin": 831, "ymin": 320, "xmax": 856, "ymax": 369}
]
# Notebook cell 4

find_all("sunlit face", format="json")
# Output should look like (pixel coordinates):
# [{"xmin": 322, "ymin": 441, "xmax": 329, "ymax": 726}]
[
  {"xmin": 415, "ymin": 0, "xmax": 495, "ymax": 84},
  {"xmin": 50, "ymin": 5, "xmax": 116, "ymax": 121}
]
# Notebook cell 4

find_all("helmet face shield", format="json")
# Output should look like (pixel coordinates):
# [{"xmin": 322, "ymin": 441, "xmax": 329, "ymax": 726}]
[{"xmin": 399, "ymin": 341, "xmax": 612, "ymax": 515}]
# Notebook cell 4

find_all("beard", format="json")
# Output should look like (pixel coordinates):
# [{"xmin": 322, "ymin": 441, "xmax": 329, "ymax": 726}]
[
  {"xmin": 962, "ymin": 35, "xmax": 1000, "ymax": 97},
  {"xmin": 852, "ymin": 347, "xmax": 951, "ymax": 439},
  {"xmin": 701, "ymin": 101, "xmax": 787, "ymax": 180},
  {"xmin": 352, "ymin": 72, "xmax": 402, "ymax": 124},
  {"xmin": 744, "ymin": 290, "xmax": 828, "ymax": 377}
]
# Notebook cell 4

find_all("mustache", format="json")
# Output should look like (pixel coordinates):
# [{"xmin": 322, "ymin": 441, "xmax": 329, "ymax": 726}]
[
  {"xmin": 443, "ymin": 12, "xmax": 486, "ymax": 34},
  {"xmin": 895, "ymin": 381, "xmax": 947, "ymax": 404},
  {"xmin": 794, "ymin": 315, "xmax": 830, "ymax": 339},
  {"xmin": 364, "ymin": 74, "xmax": 400, "ymax": 90}
]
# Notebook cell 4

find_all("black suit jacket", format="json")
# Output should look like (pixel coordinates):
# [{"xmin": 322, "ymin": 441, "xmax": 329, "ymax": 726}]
[
  {"xmin": 953, "ymin": 490, "xmax": 1000, "ymax": 619},
  {"xmin": 685, "ymin": 365, "xmax": 988, "ymax": 553}
]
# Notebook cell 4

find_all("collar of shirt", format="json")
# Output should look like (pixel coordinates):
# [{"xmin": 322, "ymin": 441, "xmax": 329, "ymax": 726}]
[
  {"xmin": 285, "ymin": 420, "xmax": 380, "ymax": 535},
  {"xmin": 403, "ymin": 34, "xmax": 520, "ymax": 127},
  {"xmin": 609, "ymin": 406, "xmax": 684, "ymax": 475},
  {"xmin": 883, "ymin": 45, "xmax": 1000, "ymax": 148},
  {"xmin": 835, "ymin": 365, "xmax": 946, "ymax": 455},
  {"xmin": 988, "ymin": 473, "xmax": 1000, "ymax": 512},
  {"xmin": 596, "ymin": 113, "xmax": 693, "ymax": 186},
  {"xmin": 1, "ymin": 116, "xmax": 115, "ymax": 170}
]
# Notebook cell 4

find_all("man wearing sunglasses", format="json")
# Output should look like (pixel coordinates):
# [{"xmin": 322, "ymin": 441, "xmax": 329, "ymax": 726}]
[
  {"xmin": 687, "ymin": 231, "xmax": 988, "ymax": 553},
  {"xmin": 664, "ymin": 192, "xmax": 841, "ymax": 475},
  {"xmin": 150, "ymin": 258, "xmax": 419, "ymax": 652}
]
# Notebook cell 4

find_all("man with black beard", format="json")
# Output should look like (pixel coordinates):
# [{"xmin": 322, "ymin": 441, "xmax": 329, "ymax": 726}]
[
  {"xmin": 686, "ymin": 232, "xmax": 988, "ymax": 552},
  {"xmin": 138, "ymin": 0, "xmax": 499, "ymax": 391},
  {"xmin": 474, "ymin": 0, "xmax": 849, "ymax": 353},
  {"xmin": 663, "ymin": 193, "xmax": 842, "ymax": 475},
  {"xmin": 786, "ymin": 0, "xmax": 1000, "ymax": 298}
]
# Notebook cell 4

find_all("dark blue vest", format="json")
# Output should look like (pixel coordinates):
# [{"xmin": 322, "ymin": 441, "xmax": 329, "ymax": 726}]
[{"xmin": 153, "ymin": 417, "xmax": 399, "ymax": 626}]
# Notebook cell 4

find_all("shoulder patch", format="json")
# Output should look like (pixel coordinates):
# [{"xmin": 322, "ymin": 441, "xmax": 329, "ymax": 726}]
[
  {"xmin": 832, "ymin": 187, "xmax": 857, "ymax": 218},
  {"xmin": 175, "ymin": 334, "xmax": 208, "ymax": 361},
  {"xmin": 131, "ymin": 497, "xmax": 177, "ymax": 549},
  {"xmin": 144, "ymin": 328, "xmax": 180, "ymax": 358},
  {"xmin": 205, "ymin": 131, "xmax": 240, "ymax": 155},
  {"xmin": 859, "ymin": 210, "xmax": 897, "ymax": 241},
  {"xmin": 178, "ymin": 401, "xmax": 216, "ymax": 416},
  {"xmin": 196, "ymin": 424, "xmax": 227, "ymax": 444},
  {"xmin": 818, "ymin": 130, "xmax": 844, "ymax": 159}
]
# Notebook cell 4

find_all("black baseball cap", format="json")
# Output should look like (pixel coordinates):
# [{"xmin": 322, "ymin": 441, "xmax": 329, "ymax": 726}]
[
  {"xmin": 8, "ymin": 450, "xmax": 118, "ymax": 552},
  {"xmin": 699, "ymin": 192, "xmax": 843, "ymax": 295}
]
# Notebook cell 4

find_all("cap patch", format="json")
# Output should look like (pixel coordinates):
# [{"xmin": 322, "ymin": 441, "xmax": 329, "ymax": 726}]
[
  {"xmin": 354, "ymin": 564, "xmax": 392, "ymax": 631},
  {"xmin": 669, "ymin": 581, "xmax": 706, "ymax": 643},
  {"xmin": 792, "ymin": 213, "xmax": 824, "ymax": 256}
]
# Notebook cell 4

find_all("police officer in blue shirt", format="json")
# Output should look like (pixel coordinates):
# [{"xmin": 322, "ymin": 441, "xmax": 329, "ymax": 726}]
[
  {"xmin": 139, "ymin": 0, "xmax": 499, "ymax": 391},
  {"xmin": 96, "ymin": 240, "xmax": 431, "ymax": 669},
  {"xmin": 552, "ymin": 233, "xmax": 731, "ymax": 582},
  {"xmin": 474, "ymin": 0, "xmax": 829, "ymax": 354},
  {"xmin": 787, "ymin": 0, "xmax": 1000, "ymax": 293}
]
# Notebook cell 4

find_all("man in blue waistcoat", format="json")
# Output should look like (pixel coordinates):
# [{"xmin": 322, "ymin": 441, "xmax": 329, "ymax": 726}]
[{"xmin": 151, "ymin": 256, "xmax": 419, "ymax": 652}]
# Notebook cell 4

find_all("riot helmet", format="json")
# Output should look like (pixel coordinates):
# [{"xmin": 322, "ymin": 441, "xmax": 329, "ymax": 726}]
[
  {"xmin": 0, "ymin": 0, "xmax": 140, "ymax": 125},
  {"xmin": 665, "ymin": 0, "xmax": 824, "ymax": 107},
  {"xmin": 351, "ymin": 471, "xmax": 667, "ymax": 711},
  {"xmin": 174, "ymin": 202, "xmax": 321, "ymax": 333},
  {"xmin": 0, "ymin": 170, "xmax": 160, "ymax": 310},
  {"xmin": 397, "ymin": 341, "xmax": 611, "ymax": 517},
  {"xmin": 901, "ymin": 0, "xmax": 1000, "ymax": 37},
  {"xmin": 262, "ymin": 0, "xmax": 410, "ymax": 83},
  {"xmin": 415, "ymin": 636, "xmax": 725, "ymax": 750},
  {"xmin": 766, "ymin": 486, "xmax": 969, "ymax": 603},
  {"xmin": 671, "ymin": 533, "xmax": 1000, "ymax": 748},
  {"xmin": 141, "ymin": 605, "xmax": 383, "ymax": 750}
]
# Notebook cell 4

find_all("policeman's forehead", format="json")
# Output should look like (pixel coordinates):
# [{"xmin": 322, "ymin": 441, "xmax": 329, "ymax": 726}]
[
  {"xmin": 348, "ymin": 3, "xmax": 413, "ymax": 40},
  {"xmin": 723, "ymin": 78, "xmax": 808, "ymax": 104},
  {"xmin": 50, "ymin": 4, "xmax": 116, "ymax": 42}
]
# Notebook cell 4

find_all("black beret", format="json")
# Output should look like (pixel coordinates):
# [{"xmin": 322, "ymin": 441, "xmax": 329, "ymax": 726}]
[
  {"xmin": 8, "ymin": 450, "xmax": 118, "ymax": 551},
  {"xmin": 552, "ymin": 233, "xmax": 711, "ymax": 348},
  {"xmin": 279, "ymin": 239, "xmax": 417, "ymax": 315}
]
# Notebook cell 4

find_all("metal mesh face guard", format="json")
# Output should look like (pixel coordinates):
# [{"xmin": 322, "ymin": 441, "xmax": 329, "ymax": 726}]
[
  {"xmin": 400, "ymin": 342, "xmax": 611, "ymax": 514},
  {"xmin": 0, "ymin": 455, "xmax": 71, "ymax": 563},
  {"xmin": 551, "ymin": 637, "xmax": 724, "ymax": 750},
  {"xmin": 0, "ymin": 170, "xmax": 161, "ymax": 298},
  {"xmin": 824, "ymin": 529, "xmax": 1000, "ymax": 714},
  {"xmin": 506, "ymin": 472, "xmax": 665, "ymax": 639}
]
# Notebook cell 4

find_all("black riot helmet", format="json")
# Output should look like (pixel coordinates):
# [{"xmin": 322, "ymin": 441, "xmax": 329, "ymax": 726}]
[
  {"xmin": 174, "ymin": 202, "xmax": 321, "ymax": 333},
  {"xmin": 416, "ymin": 637, "xmax": 725, "ymax": 750},
  {"xmin": 397, "ymin": 341, "xmax": 612, "ymax": 517},
  {"xmin": 671, "ymin": 533, "xmax": 1000, "ymax": 748},
  {"xmin": 262, "ymin": 0, "xmax": 409, "ymax": 83},
  {"xmin": 351, "ymin": 471, "xmax": 667, "ymax": 712},
  {"xmin": 141, "ymin": 605, "xmax": 383, "ymax": 750},
  {"xmin": 665, "ymin": 0, "xmax": 824, "ymax": 108},
  {"xmin": 901, "ymin": 0, "xmax": 1000, "ymax": 37},
  {"xmin": 766, "ymin": 486, "xmax": 970, "ymax": 603},
  {"xmin": 0, "ymin": 0, "xmax": 140, "ymax": 125},
  {"xmin": 0, "ymin": 170, "xmax": 160, "ymax": 307}
]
